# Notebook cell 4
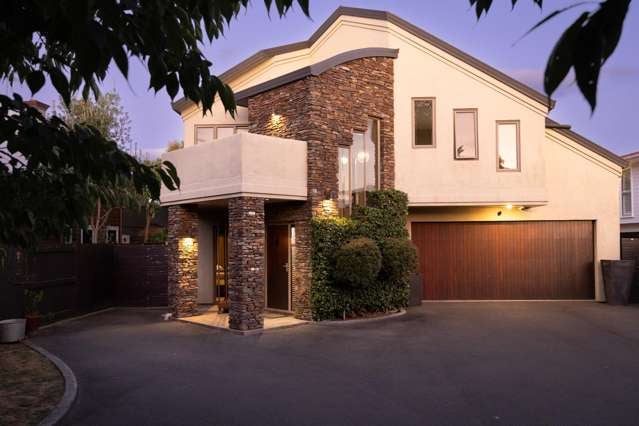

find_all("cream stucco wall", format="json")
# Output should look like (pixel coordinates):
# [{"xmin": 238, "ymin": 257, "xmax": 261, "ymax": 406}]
[
  {"xmin": 408, "ymin": 129, "xmax": 622, "ymax": 300},
  {"xmin": 160, "ymin": 132, "xmax": 307, "ymax": 205}
]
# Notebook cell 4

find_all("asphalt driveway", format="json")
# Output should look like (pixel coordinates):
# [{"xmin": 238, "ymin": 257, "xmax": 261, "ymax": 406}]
[{"xmin": 33, "ymin": 302, "xmax": 639, "ymax": 426}]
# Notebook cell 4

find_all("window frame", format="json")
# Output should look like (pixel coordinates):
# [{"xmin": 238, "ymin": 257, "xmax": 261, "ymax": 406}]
[
  {"xmin": 106, "ymin": 225, "xmax": 119, "ymax": 244},
  {"xmin": 622, "ymin": 167, "xmax": 633, "ymax": 217},
  {"xmin": 194, "ymin": 124, "xmax": 250, "ymax": 144},
  {"xmin": 453, "ymin": 108, "xmax": 479, "ymax": 160},
  {"xmin": 412, "ymin": 97, "xmax": 436, "ymax": 148},
  {"xmin": 337, "ymin": 145, "xmax": 352, "ymax": 217},
  {"xmin": 496, "ymin": 120, "xmax": 521, "ymax": 172}
]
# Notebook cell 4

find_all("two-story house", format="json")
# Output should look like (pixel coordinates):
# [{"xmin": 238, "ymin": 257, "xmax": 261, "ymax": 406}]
[
  {"xmin": 621, "ymin": 152, "xmax": 639, "ymax": 236},
  {"xmin": 161, "ymin": 6, "xmax": 626, "ymax": 332}
]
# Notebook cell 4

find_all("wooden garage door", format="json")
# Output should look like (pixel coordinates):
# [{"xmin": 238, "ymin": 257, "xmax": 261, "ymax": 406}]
[{"xmin": 411, "ymin": 221, "xmax": 594, "ymax": 300}]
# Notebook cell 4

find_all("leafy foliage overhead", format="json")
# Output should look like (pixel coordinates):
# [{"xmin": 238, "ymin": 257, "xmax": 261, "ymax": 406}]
[
  {"xmin": 469, "ymin": 0, "xmax": 632, "ymax": 111},
  {"xmin": 1, "ymin": 0, "xmax": 309, "ymax": 115}
]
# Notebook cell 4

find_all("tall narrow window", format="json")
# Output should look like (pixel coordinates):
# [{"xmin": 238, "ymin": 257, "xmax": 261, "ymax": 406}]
[
  {"xmin": 337, "ymin": 146, "xmax": 351, "ymax": 216},
  {"xmin": 351, "ymin": 118, "xmax": 380, "ymax": 206},
  {"xmin": 195, "ymin": 126, "xmax": 215, "ymax": 145},
  {"xmin": 497, "ymin": 120, "xmax": 520, "ymax": 171},
  {"xmin": 413, "ymin": 98, "xmax": 435, "ymax": 147},
  {"xmin": 622, "ymin": 168, "xmax": 633, "ymax": 217},
  {"xmin": 454, "ymin": 109, "xmax": 478, "ymax": 160}
]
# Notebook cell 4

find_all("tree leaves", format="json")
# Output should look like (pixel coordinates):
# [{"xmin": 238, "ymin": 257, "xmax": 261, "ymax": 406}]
[
  {"xmin": 26, "ymin": 71, "xmax": 45, "ymax": 94},
  {"xmin": 469, "ymin": 0, "xmax": 631, "ymax": 111}
]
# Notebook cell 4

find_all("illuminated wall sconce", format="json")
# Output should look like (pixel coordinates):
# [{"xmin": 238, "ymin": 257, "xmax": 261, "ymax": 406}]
[
  {"xmin": 180, "ymin": 237, "xmax": 195, "ymax": 251},
  {"xmin": 270, "ymin": 113, "xmax": 282, "ymax": 125},
  {"xmin": 505, "ymin": 204, "xmax": 513, "ymax": 210}
]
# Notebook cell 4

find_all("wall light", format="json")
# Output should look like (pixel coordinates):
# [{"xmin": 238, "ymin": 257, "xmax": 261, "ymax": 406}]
[
  {"xmin": 271, "ymin": 113, "xmax": 282, "ymax": 125},
  {"xmin": 180, "ymin": 237, "xmax": 195, "ymax": 250},
  {"xmin": 505, "ymin": 204, "xmax": 513, "ymax": 210}
]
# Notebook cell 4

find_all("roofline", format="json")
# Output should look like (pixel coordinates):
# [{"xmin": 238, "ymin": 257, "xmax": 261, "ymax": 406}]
[
  {"xmin": 234, "ymin": 48, "xmax": 399, "ymax": 106},
  {"xmin": 621, "ymin": 150, "xmax": 639, "ymax": 160},
  {"xmin": 545, "ymin": 118, "xmax": 627, "ymax": 168},
  {"xmin": 172, "ymin": 6, "xmax": 555, "ymax": 114}
]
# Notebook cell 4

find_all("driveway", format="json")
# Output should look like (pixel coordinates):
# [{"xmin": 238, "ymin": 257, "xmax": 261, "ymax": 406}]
[{"xmin": 33, "ymin": 302, "xmax": 639, "ymax": 426}]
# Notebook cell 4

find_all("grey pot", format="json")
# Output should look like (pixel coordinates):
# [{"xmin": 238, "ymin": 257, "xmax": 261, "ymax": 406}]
[
  {"xmin": 601, "ymin": 260, "xmax": 635, "ymax": 305},
  {"xmin": 0, "ymin": 318, "xmax": 27, "ymax": 343}
]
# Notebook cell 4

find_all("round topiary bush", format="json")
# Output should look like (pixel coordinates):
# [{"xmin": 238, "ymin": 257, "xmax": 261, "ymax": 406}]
[
  {"xmin": 380, "ymin": 238, "xmax": 418, "ymax": 284},
  {"xmin": 334, "ymin": 237, "xmax": 382, "ymax": 288}
]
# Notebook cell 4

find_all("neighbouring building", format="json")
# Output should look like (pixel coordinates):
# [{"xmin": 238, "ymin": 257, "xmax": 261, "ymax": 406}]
[
  {"xmin": 162, "ymin": 6, "xmax": 626, "ymax": 331},
  {"xmin": 620, "ymin": 151, "xmax": 639, "ymax": 237}
]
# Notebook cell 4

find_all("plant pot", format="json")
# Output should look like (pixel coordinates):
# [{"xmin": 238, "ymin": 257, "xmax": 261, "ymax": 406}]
[
  {"xmin": 601, "ymin": 260, "xmax": 635, "ymax": 305},
  {"xmin": 25, "ymin": 314, "xmax": 41, "ymax": 335},
  {"xmin": 0, "ymin": 319, "xmax": 26, "ymax": 343}
]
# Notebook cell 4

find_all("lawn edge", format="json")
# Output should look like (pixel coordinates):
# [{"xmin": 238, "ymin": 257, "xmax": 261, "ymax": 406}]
[{"xmin": 23, "ymin": 340, "xmax": 78, "ymax": 426}]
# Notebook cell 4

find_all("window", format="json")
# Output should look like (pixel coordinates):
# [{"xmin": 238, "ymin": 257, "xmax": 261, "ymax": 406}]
[
  {"xmin": 106, "ymin": 226, "xmax": 119, "ymax": 244},
  {"xmin": 82, "ymin": 227, "xmax": 94, "ymax": 244},
  {"xmin": 351, "ymin": 118, "xmax": 380, "ymax": 207},
  {"xmin": 413, "ymin": 98, "xmax": 435, "ymax": 147},
  {"xmin": 63, "ymin": 227, "xmax": 73, "ymax": 245},
  {"xmin": 453, "ymin": 109, "xmax": 478, "ymax": 160},
  {"xmin": 622, "ymin": 168, "xmax": 633, "ymax": 217},
  {"xmin": 216, "ymin": 127, "xmax": 235, "ymax": 139},
  {"xmin": 195, "ymin": 126, "xmax": 215, "ymax": 145},
  {"xmin": 337, "ymin": 146, "xmax": 351, "ymax": 216},
  {"xmin": 497, "ymin": 120, "xmax": 520, "ymax": 171}
]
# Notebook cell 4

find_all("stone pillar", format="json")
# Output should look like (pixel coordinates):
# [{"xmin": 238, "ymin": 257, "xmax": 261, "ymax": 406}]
[
  {"xmin": 228, "ymin": 197, "xmax": 265, "ymax": 331},
  {"xmin": 167, "ymin": 205, "xmax": 199, "ymax": 318},
  {"xmin": 292, "ymin": 220, "xmax": 312, "ymax": 320}
]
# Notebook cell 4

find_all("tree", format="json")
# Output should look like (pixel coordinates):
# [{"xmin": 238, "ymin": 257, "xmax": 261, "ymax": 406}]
[
  {"xmin": 469, "ymin": 0, "xmax": 632, "ymax": 111},
  {"xmin": 167, "ymin": 140, "xmax": 184, "ymax": 152},
  {"xmin": 0, "ymin": 0, "xmax": 308, "ymax": 249}
]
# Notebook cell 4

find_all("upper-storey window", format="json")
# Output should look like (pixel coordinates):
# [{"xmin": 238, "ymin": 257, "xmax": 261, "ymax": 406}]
[
  {"xmin": 496, "ymin": 120, "xmax": 520, "ymax": 171},
  {"xmin": 413, "ymin": 98, "xmax": 435, "ymax": 147},
  {"xmin": 195, "ymin": 126, "xmax": 215, "ymax": 145},
  {"xmin": 351, "ymin": 118, "xmax": 380, "ymax": 207},
  {"xmin": 453, "ymin": 109, "xmax": 478, "ymax": 160},
  {"xmin": 622, "ymin": 168, "xmax": 633, "ymax": 217}
]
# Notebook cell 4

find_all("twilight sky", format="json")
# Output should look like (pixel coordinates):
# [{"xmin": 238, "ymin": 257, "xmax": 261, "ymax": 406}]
[{"xmin": 2, "ymin": 1, "xmax": 638, "ymax": 157}]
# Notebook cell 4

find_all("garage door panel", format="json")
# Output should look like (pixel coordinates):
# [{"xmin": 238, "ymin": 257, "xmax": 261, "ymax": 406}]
[{"xmin": 412, "ymin": 221, "xmax": 594, "ymax": 300}]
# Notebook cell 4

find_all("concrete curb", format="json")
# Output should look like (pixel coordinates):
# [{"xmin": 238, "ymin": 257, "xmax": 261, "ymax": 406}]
[
  {"xmin": 23, "ymin": 340, "xmax": 78, "ymax": 426},
  {"xmin": 316, "ymin": 309, "xmax": 406, "ymax": 326}
]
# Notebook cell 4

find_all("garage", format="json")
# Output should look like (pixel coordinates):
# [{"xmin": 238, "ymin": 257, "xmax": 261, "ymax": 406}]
[{"xmin": 411, "ymin": 221, "xmax": 595, "ymax": 300}]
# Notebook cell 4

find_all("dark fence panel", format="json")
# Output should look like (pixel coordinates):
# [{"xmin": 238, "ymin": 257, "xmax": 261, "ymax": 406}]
[
  {"xmin": 0, "ymin": 244, "xmax": 167, "ymax": 321},
  {"xmin": 114, "ymin": 245, "xmax": 167, "ymax": 306},
  {"xmin": 621, "ymin": 238, "xmax": 639, "ymax": 303}
]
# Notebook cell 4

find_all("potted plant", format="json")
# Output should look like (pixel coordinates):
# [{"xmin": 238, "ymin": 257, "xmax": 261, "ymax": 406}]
[
  {"xmin": 24, "ymin": 290, "xmax": 44, "ymax": 334},
  {"xmin": 601, "ymin": 260, "xmax": 635, "ymax": 305}
]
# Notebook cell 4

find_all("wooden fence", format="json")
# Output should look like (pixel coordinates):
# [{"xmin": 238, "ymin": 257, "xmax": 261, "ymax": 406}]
[{"xmin": 0, "ymin": 244, "xmax": 167, "ymax": 321}]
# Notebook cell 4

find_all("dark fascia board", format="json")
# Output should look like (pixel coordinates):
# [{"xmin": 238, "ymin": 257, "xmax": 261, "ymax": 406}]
[
  {"xmin": 172, "ymin": 6, "xmax": 554, "ymax": 114},
  {"xmin": 234, "ymin": 48, "xmax": 399, "ymax": 107},
  {"xmin": 545, "ymin": 118, "xmax": 627, "ymax": 168}
]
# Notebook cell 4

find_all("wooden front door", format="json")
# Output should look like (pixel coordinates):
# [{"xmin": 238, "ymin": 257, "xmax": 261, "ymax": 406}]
[
  {"xmin": 267, "ymin": 225, "xmax": 290, "ymax": 310},
  {"xmin": 411, "ymin": 221, "xmax": 595, "ymax": 300}
]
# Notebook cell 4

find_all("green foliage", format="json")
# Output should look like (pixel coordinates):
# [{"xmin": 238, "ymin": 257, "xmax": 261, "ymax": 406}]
[
  {"xmin": 470, "ymin": 0, "xmax": 631, "ymax": 111},
  {"xmin": 0, "ymin": 0, "xmax": 306, "ymax": 249},
  {"xmin": 380, "ymin": 238, "xmax": 418, "ymax": 285},
  {"xmin": 335, "ymin": 238, "xmax": 381, "ymax": 288},
  {"xmin": 24, "ymin": 289, "xmax": 43, "ymax": 315},
  {"xmin": 310, "ymin": 189, "xmax": 415, "ymax": 320}
]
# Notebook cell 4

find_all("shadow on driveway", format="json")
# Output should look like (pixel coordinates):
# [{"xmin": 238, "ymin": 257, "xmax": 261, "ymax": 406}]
[{"xmin": 34, "ymin": 302, "xmax": 639, "ymax": 426}]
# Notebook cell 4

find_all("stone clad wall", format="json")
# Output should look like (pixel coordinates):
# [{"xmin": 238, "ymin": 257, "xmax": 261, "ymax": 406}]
[
  {"xmin": 228, "ymin": 197, "xmax": 265, "ymax": 331},
  {"xmin": 167, "ymin": 205, "xmax": 199, "ymax": 318},
  {"xmin": 248, "ymin": 56, "xmax": 395, "ymax": 320}
]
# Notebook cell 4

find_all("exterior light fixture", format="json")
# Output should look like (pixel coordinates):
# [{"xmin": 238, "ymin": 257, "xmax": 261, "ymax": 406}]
[
  {"xmin": 270, "ymin": 113, "xmax": 282, "ymax": 124},
  {"xmin": 180, "ymin": 237, "xmax": 195, "ymax": 250},
  {"xmin": 505, "ymin": 204, "xmax": 513, "ymax": 210}
]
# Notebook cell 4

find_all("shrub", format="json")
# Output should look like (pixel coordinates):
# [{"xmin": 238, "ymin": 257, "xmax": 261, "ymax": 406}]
[
  {"xmin": 335, "ymin": 237, "xmax": 382, "ymax": 288},
  {"xmin": 310, "ymin": 190, "xmax": 415, "ymax": 320},
  {"xmin": 380, "ymin": 238, "xmax": 418, "ymax": 284}
]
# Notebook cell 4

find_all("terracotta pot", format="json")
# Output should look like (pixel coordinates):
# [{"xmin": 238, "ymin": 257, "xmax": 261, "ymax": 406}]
[
  {"xmin": 601, "ymin": 260, "xmax": 635, "ymax": 305},
  {"xmin": 25, "ymin": 314, "xmax": 41, "ymax": 335}
]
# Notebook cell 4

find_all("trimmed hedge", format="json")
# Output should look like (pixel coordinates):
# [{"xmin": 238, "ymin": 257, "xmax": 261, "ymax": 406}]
[
  {"xmin": 335, "ymin": 237, "xmax": 382, "ymax": 288},
  {"xmin": 310, "ymin": 189, "xmax": 415, "ymax": 320}
]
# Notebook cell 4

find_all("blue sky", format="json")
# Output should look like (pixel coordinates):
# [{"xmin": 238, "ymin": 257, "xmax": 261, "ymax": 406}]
[{"xmin": 2, "ymin": 1, "xmax": 637, "ymax": 157}]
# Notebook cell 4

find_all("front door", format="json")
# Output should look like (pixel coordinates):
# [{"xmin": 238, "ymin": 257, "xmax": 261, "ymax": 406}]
[{"xmin": 267, "ymin": 225, "xmax": 290, "ymax": 310}]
